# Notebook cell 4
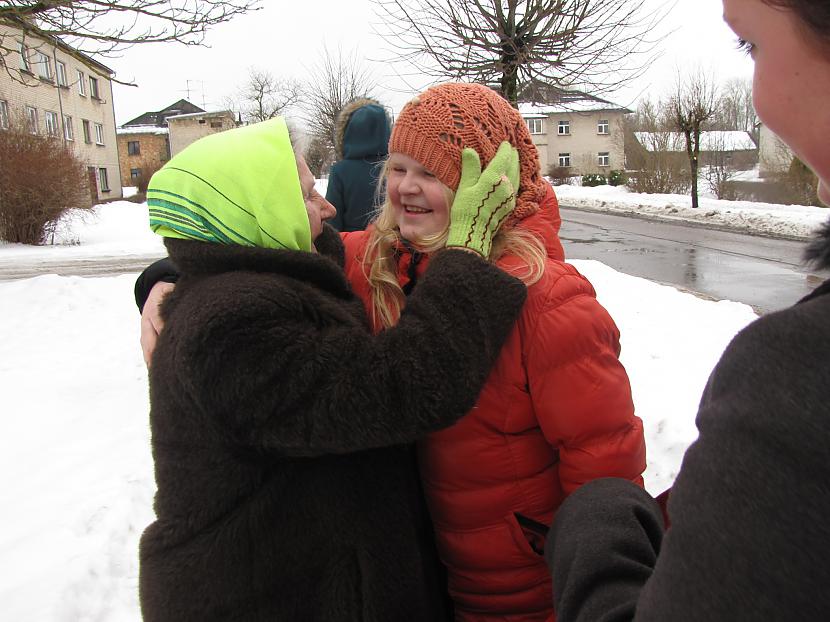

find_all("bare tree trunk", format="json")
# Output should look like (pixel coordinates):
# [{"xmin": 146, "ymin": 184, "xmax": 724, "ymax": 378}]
[{"xmin": 689, "ymin": 132, "xmax": 700, "ymax": 208}]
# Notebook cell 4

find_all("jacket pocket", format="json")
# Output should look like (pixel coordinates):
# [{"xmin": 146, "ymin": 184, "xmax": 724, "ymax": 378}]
[{"xmin": 507, "ymin": 512, "xmax": 549, "ymax": 557}]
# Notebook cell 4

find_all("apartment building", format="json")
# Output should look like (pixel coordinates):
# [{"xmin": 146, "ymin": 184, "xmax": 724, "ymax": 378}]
[
  {"xmin": 519, "ymin": 91, "xmax": 631, "ymax": 176},
  {"xmin": 0, "ymin": 22, "xmax": 122, "ymax": 202}
]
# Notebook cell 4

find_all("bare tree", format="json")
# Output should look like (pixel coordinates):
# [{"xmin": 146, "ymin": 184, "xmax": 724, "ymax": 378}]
[
  {"xmin": 625, "ymin": 97, "xmax": 690, "ymax": 195},
  {"xmin": 0, "ymin": 1, "xmax": 260, "ymax": 85},
  {"xmin": 302, "ymin": 46, "xmax": 379, "ymax": 167},
  {"xmin": 229, "ymin": 69, "xmax": 303, "ymax": 124},
  {"xmin": 304, "ymin": 135, "xmax": 332, "ymax": 178},
  {"xmin": 372, "ymin": 0, "xmax": 666, "ymax": 106},
  {"xmin": 704, "ymin": 132, "xmax": 738, "ymax": 200},
  {"xmin": 670, "ymin": 69, "xmax": 719, "ymax": 208},
  {"xmin": 718, "ymin": 77, "xmax": 757, "ymax": 134}
]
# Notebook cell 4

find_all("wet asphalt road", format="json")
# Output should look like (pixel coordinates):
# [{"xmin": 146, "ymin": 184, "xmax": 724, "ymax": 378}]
[
  {"xmin": 0, "ymin": 253, "xmax": 165, "ymax": 282},
  {"xmin": 560, "ymin": 207, "xmax": 826, "ymax": 314},
  {"xmin": 2, "ymin": 209, "xmax": 826, "ymax": 315}
]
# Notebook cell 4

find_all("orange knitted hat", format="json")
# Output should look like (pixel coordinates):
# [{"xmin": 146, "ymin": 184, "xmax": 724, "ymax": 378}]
[{"xmin": 389, "ymin": 82, "xmax": 547, "ymax": 225}]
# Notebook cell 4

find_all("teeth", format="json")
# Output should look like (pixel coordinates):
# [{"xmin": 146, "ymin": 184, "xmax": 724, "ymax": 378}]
[{"xmin": 405, "ymin": 206, "xmax": 430, "ymax": 213}]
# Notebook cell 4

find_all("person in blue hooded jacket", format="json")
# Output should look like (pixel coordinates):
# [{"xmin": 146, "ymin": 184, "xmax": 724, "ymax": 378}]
[{"xmin": 326, "ymin": 98, "xmax": 391, "ymax": 231}]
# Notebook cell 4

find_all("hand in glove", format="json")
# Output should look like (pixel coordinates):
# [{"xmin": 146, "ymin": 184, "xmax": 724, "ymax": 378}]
[{"xmin": 445, "ymin": 141, "xmax": 520, "ymax": 258}]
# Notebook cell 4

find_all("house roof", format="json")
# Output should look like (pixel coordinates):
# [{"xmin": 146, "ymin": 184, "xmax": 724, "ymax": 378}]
[
  {"xmin": 122, "ymin": 99, "xmax": 205, "ymax": 128},
  {"xmin": 518, "ymin": 87, "xmax": 632, "ymax": 115},
  {"xmin": 165, "ymin": 110, "xmax": 235, "ymax": 121},
  {"xmin": 116, "ymin": 126, "xmax": 169, "ymax": 136},
  {"xmin": 634, "ymin": 131, "xmax": 757, "ymax": 152}
]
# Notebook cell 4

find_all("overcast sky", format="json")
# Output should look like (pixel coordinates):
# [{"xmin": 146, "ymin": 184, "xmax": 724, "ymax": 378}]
[{"xmin": 108, "ymin": 0, "xmax": 753, "ymax": 126}]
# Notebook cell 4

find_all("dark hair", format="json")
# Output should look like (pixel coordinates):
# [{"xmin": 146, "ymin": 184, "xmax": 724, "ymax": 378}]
[
  {"xmin": 804, "ymin": 218, "xmax": 830, "ymax": 269},
  {"xmin": 762, "ymin": 0, "xmax": 830, "ymax": 50}
]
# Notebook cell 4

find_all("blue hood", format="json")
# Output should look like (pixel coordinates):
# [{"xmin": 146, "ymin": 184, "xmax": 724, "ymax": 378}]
[{"xmin": 339, "ymin": 102, "xmax": 390, "ymax": 160}]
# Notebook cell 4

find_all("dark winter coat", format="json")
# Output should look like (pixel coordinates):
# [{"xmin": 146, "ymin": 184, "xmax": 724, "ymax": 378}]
[
  {"xmin": 138, "ymin": 226, "xmax": 527, "ymax": 622},
  {"xmin": 545, "ymin": 229, "xmax": 830, "ymax": 621},
  {"xmin": 326, "ymin": 99, "xmax": 390, "ymax": 232}
]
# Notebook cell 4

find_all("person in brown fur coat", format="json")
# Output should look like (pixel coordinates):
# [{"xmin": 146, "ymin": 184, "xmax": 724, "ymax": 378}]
[{"xmin": 138, "ymin": 117, "xmax": 527, "ymax": 621}]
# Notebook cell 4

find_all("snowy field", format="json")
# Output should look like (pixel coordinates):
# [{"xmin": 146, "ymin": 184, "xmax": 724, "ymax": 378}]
[{"xmin": 1, "ymin": 186, "xmax": 826, "ymax": 620}]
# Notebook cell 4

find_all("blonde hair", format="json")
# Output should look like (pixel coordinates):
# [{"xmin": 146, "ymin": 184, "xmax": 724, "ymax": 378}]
[{"xmin": 363, "ymin": 161, "xmax": 547, "ymax": 329}]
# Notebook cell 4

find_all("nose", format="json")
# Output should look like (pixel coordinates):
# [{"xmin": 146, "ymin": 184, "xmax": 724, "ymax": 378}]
[
  {"xmin": 397, "ymin": 171, "xmax": 420, "ymax": 196},
  {"xmin": 320, "ymin": 197, "xmax": 337, "ymax": 221}
]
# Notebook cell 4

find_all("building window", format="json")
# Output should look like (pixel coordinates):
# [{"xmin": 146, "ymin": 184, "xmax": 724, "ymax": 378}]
[
  {"xmin": 127, "ymin": 140, "xmax": 141, "ymax": 155},
  {"xmin": 94, "ymin": 122, "xmax": 104, "ymax": 145},
  {"xmin": 598, "ymin": 152, "xmax": 610, "ymax": 167},
  {"xmin": 26, "ymin": 106, "xmax": 38, "ymax": 134},
  {"xmin": 526, "ymin": 118, "xmax": 544, "ymax": 134},
  {"xmin": 130, "ymin": 168, "xmax": 142, "ymax": 180},
  {"xmin": 558, "ymin": 153, "xmax": 571, "ymax": 167},
  {"xmin": 63, "ymin": 115, "xmax": 74, "ymax": 141},
  {"xmin": 45, "ymin": 111, "xmax": 59, "ymax": 137},
  {"xmin": 0, "ymin": 100, "xmax": 8, "ymax": 130},
  {"xmin": 89, "ymin": 76, "xmax": 100, "ymax": 99},
  {"xmin": 98, "ymin": 167, "xmax": 110, "ymax": 192},
  {"xmin": 597, "ymin": 119, "xmax": 610, "ymax": 135},
  {"xmin": 56, "ymin": 61, "xmax": 67, "ymax": 87},
  {"xmin": 558, "ymin": 120, "xmax": 570, "ymax": 135},
  {"xmin": 19, "ymin": 43, "xmax": 31, "ymax": 72},
  {"xmin": 36, "ymin": 52, "xmax": 52, "ymax": 81},
  {"xmin": 82, "ymin": 119, "xmax": 92, "ymax": 143},
  {"xmin": 210, "ymin": 121, "xmax": 224, "ymax": 129},
  {"xmin": 77, "ymin": 70, "xmax": 86, "ymax": 96}
]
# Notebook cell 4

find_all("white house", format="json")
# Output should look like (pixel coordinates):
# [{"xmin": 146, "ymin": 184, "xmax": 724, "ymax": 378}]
[
  {"xmin": 758, "ymin": 124, "xmax": 793, "ymax": 176},
  {"xmin": 519, "ymin": 92, "xmax": 631, "ymax": 176},
  {"xmin": 633, "ymin": 131, "xmax": 758, "ymax": 169}
]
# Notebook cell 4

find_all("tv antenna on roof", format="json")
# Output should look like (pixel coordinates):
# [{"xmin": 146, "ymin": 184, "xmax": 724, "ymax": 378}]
[{"xmin": 182, "ymin": 80, "xmax": 207, "ymax": 109}]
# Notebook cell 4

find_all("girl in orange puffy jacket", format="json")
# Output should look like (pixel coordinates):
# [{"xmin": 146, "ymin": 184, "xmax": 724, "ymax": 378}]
[{"xmin": 339, "ymin": 82, "xmax": 646, "ymax": 622}]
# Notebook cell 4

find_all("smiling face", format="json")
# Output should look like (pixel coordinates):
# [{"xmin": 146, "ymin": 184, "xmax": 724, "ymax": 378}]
[
  {"xmin": 385, "ymin": 152, "xmax": 452, "ymax": 242},
  {"xmin": 723, "ymin": 0, "xmax": 830, "ymax": 203},
  {"xmin": 295, "ymin": 154, "xmax": 336, "ymax": 241}
]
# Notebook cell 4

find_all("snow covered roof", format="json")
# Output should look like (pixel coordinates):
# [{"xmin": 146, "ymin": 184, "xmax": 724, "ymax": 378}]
[
  {"xmin": 166, "ymin": 110, "xmax": 234, "ymax": 121},
  {"xmin": 635, "ymin": 131, "xmax": 757, "ymax": 152},
  {"xmin": 519, "ymin": 100, "xmax": 621, "ymax": 115},
  {"xmin": 519, "ymin": 100, "xmax": 629, "ymax": 116},
  {"xmin": 116, "ymin": 126, "xmax": 169, "ymax": 136}
]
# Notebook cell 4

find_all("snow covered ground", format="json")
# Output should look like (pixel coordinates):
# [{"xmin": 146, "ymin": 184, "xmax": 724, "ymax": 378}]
[
  {"xmin": 0, "ymin": 186, "xmax": 825, "ymax": 620},
  {"xmin": 553, "ymin": 182, "xmax": 827, "ymax": 240}
]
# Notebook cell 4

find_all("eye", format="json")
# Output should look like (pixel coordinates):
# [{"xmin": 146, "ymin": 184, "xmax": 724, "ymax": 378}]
[
  {"xmin": 736, "ymin": 38, "xmax": 755, "ymax": 56},
  {"xmin": 423, "ymin": 170, "xmax": 436, "ymax": 178}
]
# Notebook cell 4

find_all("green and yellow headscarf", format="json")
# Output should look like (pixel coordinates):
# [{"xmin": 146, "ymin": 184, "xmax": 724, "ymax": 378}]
[{"xmin": 147, "ymin": 117, "xmax": 312, "ymax": 252}]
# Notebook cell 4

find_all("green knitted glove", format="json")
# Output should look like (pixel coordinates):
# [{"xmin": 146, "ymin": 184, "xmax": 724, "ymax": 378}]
[{"xmin": 446, "ymin": 141, "xmax": 520, "ymax": 258}]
